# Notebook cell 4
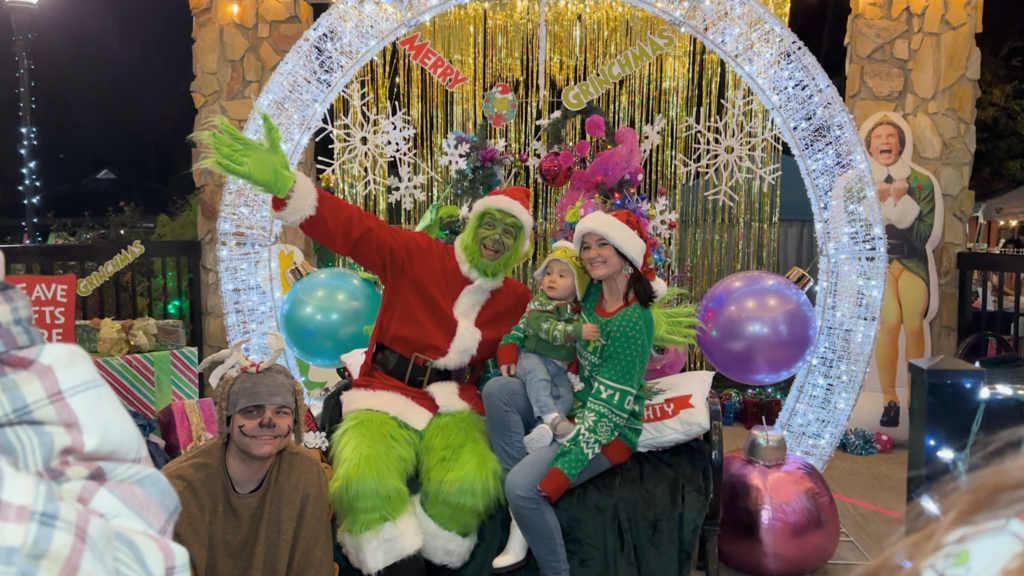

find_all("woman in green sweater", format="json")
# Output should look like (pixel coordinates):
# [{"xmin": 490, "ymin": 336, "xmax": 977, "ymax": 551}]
[{"xmin": 484, "ymin": 210, "xmax": 660, "ymax": 575}]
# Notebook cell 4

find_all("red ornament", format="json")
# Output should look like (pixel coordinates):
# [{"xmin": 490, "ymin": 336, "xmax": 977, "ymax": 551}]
[
  {"xmin": 721, "ymin": 427, "xmax": 840, "ymax": 576},
  {"xmin": 874, "ymin": 431, "xmax": 893, "ymax": 453},
  {"xmin": 518, "ymin": 152, "xmax": 530, "ymax": 163},
  {"xmin": 658, "ymin": 187, "xmax": 668, "ymax": 196},
  {"xmin": 538, "ymin": 151, "xmax": 574, "ymax": 188},
  {"xmin": 668, "ymin": 220, "xmax": 678, "ymax": 230}
]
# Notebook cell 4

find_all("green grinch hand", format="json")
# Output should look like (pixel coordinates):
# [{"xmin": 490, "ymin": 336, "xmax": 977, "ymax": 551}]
[
  {"xmin": 415, "ymin": 202, "xmax": 443, "ymax": 233},
  {"xmin": 194, "ymin": 110, "xmax": 295, "ymax": 198}
]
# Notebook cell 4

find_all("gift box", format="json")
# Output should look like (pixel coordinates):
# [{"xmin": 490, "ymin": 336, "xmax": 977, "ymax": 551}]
[
  {"xmin": 93, "ymin": 348, "xmax": 199, "ymax": 419},
  {"xmin": 77, "ymin": 318, "xmax": 187, "ymax": 354},
  {"xmin": 158, "ymin": 398, "xmax": 218, "ymax": 458}
]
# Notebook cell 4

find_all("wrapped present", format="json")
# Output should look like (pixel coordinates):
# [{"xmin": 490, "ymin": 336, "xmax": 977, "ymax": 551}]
[
  {"xmin": 158, "ymin": 398, "xmax": 218, "ymax": 458},
  {"xmin": 93, "ymin": 348, "xmax": 199, "ymax": 419},
  {"xmin": 77, "ymin": 318, "xmax": 187, "ymax": 354}
]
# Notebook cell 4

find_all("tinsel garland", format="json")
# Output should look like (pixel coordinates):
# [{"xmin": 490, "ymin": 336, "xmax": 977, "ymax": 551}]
[
  {"xmin": 320, "ymin": 0, "xmax": 789, "ymax": 371},
  {"xmin": 838, "ymin": 428, "xmax": 881, "ymax": 456}
]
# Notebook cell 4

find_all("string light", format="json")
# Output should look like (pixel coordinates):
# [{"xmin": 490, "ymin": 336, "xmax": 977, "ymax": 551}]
[
  {"xmin": 7, "ymin": 0, "xmax": 41, "ymax": 243},
  {"xmin": 214, "ymin": 0, "xmax": 885, "ymax": 470}
]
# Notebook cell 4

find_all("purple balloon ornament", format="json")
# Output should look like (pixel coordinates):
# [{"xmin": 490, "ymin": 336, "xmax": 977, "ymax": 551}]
[{"xmin": 696, "ymin": 271, "xmax": 816, "ymax": 386}]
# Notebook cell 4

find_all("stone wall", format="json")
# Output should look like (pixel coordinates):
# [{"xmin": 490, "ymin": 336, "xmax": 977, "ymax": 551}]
[
  {"xmin": 190, "ymin": 0, "xmax": 313, "ymax": 358},
  {"xmin": 846, "ymin": 0, "xmax": 983, "ymax": 355}
]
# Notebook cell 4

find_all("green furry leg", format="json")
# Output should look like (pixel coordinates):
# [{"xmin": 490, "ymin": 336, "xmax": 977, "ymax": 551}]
[
  {"xmin": 419, "ymin": 410, "xmax": 503, "ymax": 536},
  {"xmin": 329, "ymin": 410, "xmax": 419, "ymax": 535}
]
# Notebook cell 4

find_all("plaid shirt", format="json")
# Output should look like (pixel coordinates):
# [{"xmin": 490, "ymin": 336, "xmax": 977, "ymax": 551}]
[{"xmin": 0, "ymin": 281, "xmax": 191, "ymax": 575}]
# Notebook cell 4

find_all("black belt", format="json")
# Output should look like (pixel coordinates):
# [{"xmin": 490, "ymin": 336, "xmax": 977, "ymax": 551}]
[{"xmin": 371, "ymin": 343, "xmax": 452, "ymax": 389}]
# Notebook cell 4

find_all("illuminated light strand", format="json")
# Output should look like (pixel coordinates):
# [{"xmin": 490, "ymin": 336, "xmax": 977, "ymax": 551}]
[{"xmin": 214, "ymin": 0, "xmax": 885, "ymax": 470}]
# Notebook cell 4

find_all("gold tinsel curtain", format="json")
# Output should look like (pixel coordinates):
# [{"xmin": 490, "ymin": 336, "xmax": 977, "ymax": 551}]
[{"xmin": 324, "ymin": 0, "xmax": 790, "ymax": 366}]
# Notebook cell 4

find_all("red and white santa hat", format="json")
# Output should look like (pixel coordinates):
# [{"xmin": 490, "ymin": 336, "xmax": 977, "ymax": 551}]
[
  {"xmin": 573, "ymin": 210, "xmax": 668, "ymax": 299},
  {"xmin": 470, "ymin": 186, "xmax": 534, "ymax": 255}
]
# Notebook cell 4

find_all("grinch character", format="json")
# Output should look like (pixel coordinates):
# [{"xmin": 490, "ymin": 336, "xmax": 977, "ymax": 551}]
[
  {"xmin": 196, "ymin": 112, "xmax": 535, "ymax": 576},
  {"xmin": 865, "ymin": 116, "xmax": 936, "ymax": 428}
]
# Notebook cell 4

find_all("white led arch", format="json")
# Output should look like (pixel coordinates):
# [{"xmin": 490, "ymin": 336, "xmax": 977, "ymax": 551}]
[{"xmin": 215, "ymin": 0, "xmax": 887, "ymax": 469}]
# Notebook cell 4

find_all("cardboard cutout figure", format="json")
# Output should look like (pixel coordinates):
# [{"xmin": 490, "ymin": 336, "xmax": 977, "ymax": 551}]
[{"xmin": 848, "ymin": 112, "xmax": 943, "ymax": 440}]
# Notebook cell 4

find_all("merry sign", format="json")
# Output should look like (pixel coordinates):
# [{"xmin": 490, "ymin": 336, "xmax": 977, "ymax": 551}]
[{"xmin": 397, "ymin": 33, "xmax": 471, "ymax": 91}]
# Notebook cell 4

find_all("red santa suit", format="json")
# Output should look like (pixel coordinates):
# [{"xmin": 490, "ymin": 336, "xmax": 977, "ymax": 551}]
[{"xmin": 271, "ymin": 172, "xmax": 534, "ymax": 431}]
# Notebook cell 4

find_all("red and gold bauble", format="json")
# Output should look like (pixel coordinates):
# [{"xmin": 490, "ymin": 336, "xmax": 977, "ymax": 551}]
[
  {"xmin": 720, "ymin": 426, "xmax": 840, "ymax": 576},
  {"xmin": 539, "ymin": 151, "xmax": 575, "ymax": 188}
]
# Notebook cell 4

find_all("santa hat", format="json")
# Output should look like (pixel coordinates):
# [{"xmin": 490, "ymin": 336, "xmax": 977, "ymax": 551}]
[
  {"xmin": 573, "ymin": 210, "xmax": 667, "ymax": 299},
  {"xmin": 533, "ymin": 240, "xmax": 591, "ymax": 301},
  {"xmin": 469, "ymin": 186, "xmax": 534, "ymax": 255}
]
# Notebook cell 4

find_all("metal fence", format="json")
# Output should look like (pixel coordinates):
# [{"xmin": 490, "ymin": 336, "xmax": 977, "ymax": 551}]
[
  {"xmin": 2, "ymin": 241, "xmax": 204, "ymax": 358},
  {"xmin": 957, "ymin": 250, "xmax": 1024, "ymax": 354}
]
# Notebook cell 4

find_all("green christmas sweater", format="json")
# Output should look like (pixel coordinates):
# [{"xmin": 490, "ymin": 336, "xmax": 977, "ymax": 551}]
[
  {"xmin": 537, "ymin": 283, "xmax": 654, "ymax": 502},
  {"xmin": 496, "ymin": 293, "xmax": 583, "ymax": 365}
]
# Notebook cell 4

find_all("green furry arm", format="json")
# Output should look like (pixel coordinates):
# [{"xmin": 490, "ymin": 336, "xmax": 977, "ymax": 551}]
[
  {"xmin": 651, "ymin": 288, "xmax": 700, "ymax": 348},
  {"xmin": 192, "ymin": 110, "xmax": 295, "ymax": 198}
]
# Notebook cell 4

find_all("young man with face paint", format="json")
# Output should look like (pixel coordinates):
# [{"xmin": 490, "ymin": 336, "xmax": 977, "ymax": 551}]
[
  {"xmin": 162, "ymin": 365, "xmax": 334, "ymax": 576},
  {"xmin": 195, "ymin": 112, "xmax": 535, "ymax": 576}
]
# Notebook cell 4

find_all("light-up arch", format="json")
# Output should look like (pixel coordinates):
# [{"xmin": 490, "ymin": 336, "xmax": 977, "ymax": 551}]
[{"xmin": 215, "ymin": 0, "xmax": 887, "ymax": 469}]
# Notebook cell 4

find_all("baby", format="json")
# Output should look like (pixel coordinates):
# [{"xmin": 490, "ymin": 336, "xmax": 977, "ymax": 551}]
[{"xmin": 497, "ymin": 241, "xmax": 600, "ymax": 452}]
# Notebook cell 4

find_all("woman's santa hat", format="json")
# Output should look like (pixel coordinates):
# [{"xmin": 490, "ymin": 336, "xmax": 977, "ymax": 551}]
[
  {"xmin": 573, "ymin": 210, "xmax": 668, "ymax": 299},
  {"xmin": 469, "ymin": 187, "xmax": 534, "ymax": 255}
]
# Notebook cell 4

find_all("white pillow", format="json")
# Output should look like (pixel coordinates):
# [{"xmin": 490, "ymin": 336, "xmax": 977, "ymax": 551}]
[{"xmin": 637, "ymin": 371, "xmax": 714, "ymax": 452}]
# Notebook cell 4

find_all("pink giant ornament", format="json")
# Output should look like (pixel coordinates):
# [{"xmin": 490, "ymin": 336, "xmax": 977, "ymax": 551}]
[{"xmin": 720, "ymin": 426, "xmax": 840, "ymax": 576}]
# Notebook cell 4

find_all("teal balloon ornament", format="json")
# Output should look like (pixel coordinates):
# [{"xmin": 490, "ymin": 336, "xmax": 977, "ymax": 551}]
[{"xmin": 279, "ymin": 268, "xmax": 381, "ymax": 368}]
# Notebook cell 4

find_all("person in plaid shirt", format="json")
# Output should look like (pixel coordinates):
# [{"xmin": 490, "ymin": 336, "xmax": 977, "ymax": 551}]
[{"xmin": 0, "ymin": 251, "xmax": 191, "ymax": 575}]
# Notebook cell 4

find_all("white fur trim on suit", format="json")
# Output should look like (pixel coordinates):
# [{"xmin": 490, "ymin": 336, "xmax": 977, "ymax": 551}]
[
  {"xmin": 338, "ymin": 504, "xmax": 423, "ymax": 575},
  {"xmin": 413, "ymin": 495, "xmax": 478, "ymax": 569},
  {"xmin": 651, "ymin": 277, "xmax": 668, "ymax": 300},
  {"xmin": 341, "ymin": 388, "xmax": 433, "ymax": 431},
  {"xmin": 869, "ymin": 157, "xmax": 912, "ymax": 182},
  {"xmin": 425, "ymin": 381, "xmax": 472, "ymax": 413},
  {"xmin": 432, "ymin": 279, "xmax": 500, "ymax": 370},
  {"xmin": 271, "ymin": 171, "xmax": 319, "ymax": 226},
  {"xmin": 881, "ymin": 194, "xmax": 921, "ymax": 230},
  {"xmin": 573, "ymin": 211, "xmax": 646, "ymax": 269},
  {"xmin": 470, "ymin": 195, "xmax": 534, "ymax": 255}
]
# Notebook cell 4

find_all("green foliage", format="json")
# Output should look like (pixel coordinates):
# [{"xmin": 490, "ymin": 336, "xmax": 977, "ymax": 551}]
[
  {"xmin": 973, "ymin": 40, "xmax": 1024, "ymax": 195},
  {"xmin": 49, "ymin": 202, "xmax": 151, "ymax": 245},
  {"xmin": 839, "ymin": 428, "xmax": 880, "ymax": 456},
  {"xmin": 152, "ymin": 191, "xmax": 200, "ymax": 241}
]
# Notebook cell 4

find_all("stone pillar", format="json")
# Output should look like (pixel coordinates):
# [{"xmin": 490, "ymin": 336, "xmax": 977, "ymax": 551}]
[
  {"xmin": 846, "ymin": 0, "xmax": 983, "ymax": 355},
  {"xmin": 190, "ymin": 0, "xmax": 314, "ymax": 358}
]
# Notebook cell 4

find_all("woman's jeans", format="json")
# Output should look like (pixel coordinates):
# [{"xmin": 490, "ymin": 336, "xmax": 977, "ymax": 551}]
[{"xmin": 483, "ymin": 376, "xmax": 612, "ymax": 576}]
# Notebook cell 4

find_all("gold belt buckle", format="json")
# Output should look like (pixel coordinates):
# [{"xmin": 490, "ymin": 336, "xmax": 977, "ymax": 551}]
[{"xmin": 405, "ymin": 353, "xmax": 434, "ymax": 386}]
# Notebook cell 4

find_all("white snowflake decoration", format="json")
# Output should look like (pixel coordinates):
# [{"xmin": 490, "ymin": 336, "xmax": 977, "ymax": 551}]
[
  {"xmin": 535, "ymin": 109, "xmax": 562, "ymax": 128},
  {"xmin": 676, "ymin": 92, "xmax": 782, "ymax": 207},
  {"xmin": 379, "ymin": 104, "xmax": 416, "ymax": 161},
  {"xmin": 438, "ymin": 133, "xmax": 470, "ymax": 172},
  {"xmin": 303, "ymin": 431, "xmax": 328, "ymax": 451},
  {"xmin": 387, "ymin": 161, "xmax": 427, "ymax": 211},
  {"xmin": 648, "ymin": 196, "xmax": 678, "ymax": 238},
  {"xmin": 317, "ymin": 86, "xmax": 417, "ymax": 194},
  {"xmin": 640, "ymin": 115, "xmax": 668, "ymax": 161},
  {"xmin": 493, "ymin": 138, "xmax": 507, "ymax": 154},
  {"xmin": 458, "ymin": 202, "xmax": 471, "ymax": 220},
  {"xmin": 525, "ymin": 140, "xmax": 547, "ymax": 168}
]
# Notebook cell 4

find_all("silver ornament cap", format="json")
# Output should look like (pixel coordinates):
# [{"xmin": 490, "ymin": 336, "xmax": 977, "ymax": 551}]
[
  {"xmin": 785, "ymin": 266, "xmax": 814, "ymax": 292},
  {"xmin": 743, "ymin": 425, "xmax": 788, "ymax": 466}
]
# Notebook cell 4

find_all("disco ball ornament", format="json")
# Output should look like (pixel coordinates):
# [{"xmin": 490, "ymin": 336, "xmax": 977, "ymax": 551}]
[
  {"xmin": 696, "ymin": 271, "xmax": 816, "ymax": 386},
  {"xmin": 279, "ymin": 268, "xmax": 381, "ymax": 368},
  {"xmin": 539, "ymin": 151, "xmax": 575, "ymax": 188},
  {"xmin": 720, "ymin": 426, "xmax": 840, "ymax": 576}
]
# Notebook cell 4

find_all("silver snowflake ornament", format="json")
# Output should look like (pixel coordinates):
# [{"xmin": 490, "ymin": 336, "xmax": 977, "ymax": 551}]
[
  {"xmin": 676, "ymin": 92, "xmax": 782, "ymax": 207},
  {"xmin": 640, "ymin": 115, "xmax": 668, "ymax": 161},
  {"xmin": 649, "ymin": 196, "xmax": 679, "ymax": 238}
]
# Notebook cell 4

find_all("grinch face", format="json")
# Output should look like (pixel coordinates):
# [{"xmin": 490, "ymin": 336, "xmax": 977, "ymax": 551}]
[
  {"xmin": 456, "ymin": 208, "xmax": 528, "ymax": 280},
  {"xmin": 476, "ymin": 212, "xmax": 519, "ymax": 261}
]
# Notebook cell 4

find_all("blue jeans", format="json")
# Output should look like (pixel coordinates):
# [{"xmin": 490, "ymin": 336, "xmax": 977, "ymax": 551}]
[
  {"xmin": 483, "ymin": 377, "xmax": 612, "ymax": 576},
  {"xmin": 517, "ymin": 350, "xmax": 575, "ymax": 422}
]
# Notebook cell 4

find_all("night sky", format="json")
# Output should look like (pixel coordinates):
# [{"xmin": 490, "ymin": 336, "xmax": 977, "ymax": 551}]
[{"xmin": 0, "ymin": 0, "xmax": 1013, "ymax": 232}]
